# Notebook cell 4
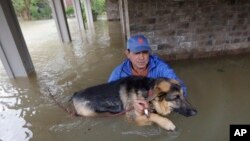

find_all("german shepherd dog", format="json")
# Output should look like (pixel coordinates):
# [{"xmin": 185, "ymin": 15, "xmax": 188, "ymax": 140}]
[{"xmin": 72, "ymin": 76, "xmax": 197, "ymax": 131}]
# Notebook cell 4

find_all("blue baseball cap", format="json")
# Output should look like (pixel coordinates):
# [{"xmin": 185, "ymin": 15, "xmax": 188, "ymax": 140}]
[{"xmin": 127, "ymin": 35, "xmax": 152, "ymax": 53}]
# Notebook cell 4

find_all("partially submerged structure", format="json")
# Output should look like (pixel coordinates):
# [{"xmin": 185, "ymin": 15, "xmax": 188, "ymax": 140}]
[{"xmin": 0, "ymin": 0, "xmax": 249, "ymax": 78}]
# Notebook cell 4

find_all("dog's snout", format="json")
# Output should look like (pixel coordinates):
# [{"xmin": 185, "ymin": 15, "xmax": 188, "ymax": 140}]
[
  {"xmin": 174, "ymin": 107, "xmax": 198, "ymax": 117},
  {"xmin": 186, "ymin": 108, "xmax": 197, "ymax": 117}
]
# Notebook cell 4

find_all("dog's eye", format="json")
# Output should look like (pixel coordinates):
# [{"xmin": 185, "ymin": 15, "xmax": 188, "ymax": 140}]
[
  {"xmin": 172, "ymin": 95, "xmax": 180, "ymax": 100},
  {"xmin": 175, "ymin": 95, "xmax": 180, "ymax": 99},
  {"xmin": 166, "ymin": 94, "xmax": 180, "ymax": 101},
  {"xmin": 171, "ymin": 84, "xmax": 181, "ymax": 91},
  {"xmin": 159, "ymin": 92, "xmax": 167, "ymax": 95}
]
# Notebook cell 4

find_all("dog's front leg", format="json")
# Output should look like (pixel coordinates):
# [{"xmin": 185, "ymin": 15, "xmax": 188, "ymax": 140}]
[
  {"xmin": 134, "ymin": 114, "xmax": 153, "ymax": 126},
  {"xmin": 148, "ymin": 113, "xmax": 176, "ymax": 131},
  {"xmin": 133, "ymin": 113, "xmax": 175, "ymax": 131}
]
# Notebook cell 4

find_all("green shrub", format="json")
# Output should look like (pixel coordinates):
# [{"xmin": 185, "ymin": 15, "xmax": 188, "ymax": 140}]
[
  {"xmin": 12, "ymin": 0, "xmax": 52, "ymax": 20},
  {"xmin": 30, "ymin": 2, "xmax": 52, "ymax": 20},
  {"xmin": 91, "ymin": 0, "xmax": 105, "ymax": 15},
  {"xmin": 65, "ymin": 6, "xmax": 75, "ymax": 17},
  {"xmin": 91, "ymin": 0, "xmax": 105, "ymax": 21}
]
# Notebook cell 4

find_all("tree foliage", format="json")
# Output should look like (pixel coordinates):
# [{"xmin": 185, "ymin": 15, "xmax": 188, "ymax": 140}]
[
  {"xmin": 12, "ymin": 0, "xmax": 52, "ymax": 20},
  {"xmin": 11, "ymin": 0, "xmax": 106, "ymax": 21},
  {"xmin": 90, "ymin": 0, "xmax": 106, "ymax": 21},
  {"xmin": 91, "ymin": 0, "xmax": 106, "ymax": 15},
  {"xmin": 65, "ymin": 6, "xmax": 74, "ymax": 17}
]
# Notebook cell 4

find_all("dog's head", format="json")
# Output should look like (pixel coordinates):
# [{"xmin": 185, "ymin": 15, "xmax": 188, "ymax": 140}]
[{"xmin": 152, "ymin": 78, "xmax": 197, "ymax": 117}]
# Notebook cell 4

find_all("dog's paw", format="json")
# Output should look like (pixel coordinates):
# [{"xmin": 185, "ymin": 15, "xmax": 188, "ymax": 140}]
[{"xmin": 163, "ymin": 121, "xmax": 176, "ymax": 131}]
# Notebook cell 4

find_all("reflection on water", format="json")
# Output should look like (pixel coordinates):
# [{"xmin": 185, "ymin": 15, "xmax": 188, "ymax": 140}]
[
  {"xmin": 0, "ymin": 79, "xmax": 34, "ymax": 141},
  {"xmin": 0, "ymin": 19, "xmax": 250, "ymax": 141}
]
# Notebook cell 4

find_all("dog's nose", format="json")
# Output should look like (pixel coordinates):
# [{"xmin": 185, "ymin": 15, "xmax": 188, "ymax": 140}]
[{"xmin": 187, "ymin": 109, "xmax": 197, "ymax": 117}]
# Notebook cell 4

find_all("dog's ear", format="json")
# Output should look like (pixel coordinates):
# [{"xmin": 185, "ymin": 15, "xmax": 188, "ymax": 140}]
[
  {"xmin": 153, "ymin": 80, "xmax": 172, "ymax": 101},
  {"xmin": 169, "ymin": 79, "xmax": 180, "ymax": 85},
  {"xmin": 156, "ymin": 81, "xmax": 171, "ymax": 93},
  {"xmin": 164, "ymin": 83, "xmax": 182, "ymax": 101}
]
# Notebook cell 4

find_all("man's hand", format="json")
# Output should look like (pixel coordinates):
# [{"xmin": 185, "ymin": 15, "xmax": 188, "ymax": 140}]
[{"xmin": 133, "ymin": 100, "xmax": 149, "ymax": 115}]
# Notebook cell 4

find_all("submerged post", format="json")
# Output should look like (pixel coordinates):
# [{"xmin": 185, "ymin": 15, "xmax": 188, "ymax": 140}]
[
  {"xmin": 73, "ymin": 0, "xmax": 85, "ymax": 30},
  {"xmin": 50, "ymin": 0, "xmax": 72, "ymax": 43},
  {"xmin": 82, "ymin": 0, "xmax": 94, "ymax": 30},
  {"xmin": 0, "ymin": 0, "xmax": 35, "ymax": 78}
]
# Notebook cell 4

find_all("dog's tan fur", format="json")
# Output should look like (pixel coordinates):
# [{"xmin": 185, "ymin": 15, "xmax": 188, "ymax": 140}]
[{"xmin": 129, "ymin": 80, "xmax": 177, "ymax": 130}]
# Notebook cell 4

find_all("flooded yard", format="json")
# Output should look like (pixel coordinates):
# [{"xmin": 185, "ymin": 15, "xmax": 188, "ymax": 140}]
[{"xmin": 0, "ymin": 19, "xmax": 250, "ymax": 141}]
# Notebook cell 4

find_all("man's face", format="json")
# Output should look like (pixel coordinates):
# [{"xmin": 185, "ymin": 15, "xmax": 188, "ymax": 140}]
[{"xmin": 125, "ymin": 50, "xmax": 150, "ymax": 70}]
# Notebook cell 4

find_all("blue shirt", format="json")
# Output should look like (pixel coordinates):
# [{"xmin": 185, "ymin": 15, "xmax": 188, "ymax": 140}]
[{"xmin": 108, "ymin": 55, "xmax": 187, "ymax": 96}]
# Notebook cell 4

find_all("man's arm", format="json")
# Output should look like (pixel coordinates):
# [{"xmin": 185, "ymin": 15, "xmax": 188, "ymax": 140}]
[
  {"xmin": 108, "ymin": 70, "xmax": 118, "ymax": 82},
  {"xmin": 108, "ymin": 65, "xmax": 123, "ymax": 82}
]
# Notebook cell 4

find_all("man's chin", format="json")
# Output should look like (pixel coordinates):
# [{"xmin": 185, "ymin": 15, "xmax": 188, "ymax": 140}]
[{"xmin": 137, "ymin": 65, "xmax": 147, "ymax": 69}]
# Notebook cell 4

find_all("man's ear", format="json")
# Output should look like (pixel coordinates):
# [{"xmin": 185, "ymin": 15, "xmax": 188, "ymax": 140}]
[{"xmin": 125, "ymin": 50, "xmax": 130, "ymax": 57}]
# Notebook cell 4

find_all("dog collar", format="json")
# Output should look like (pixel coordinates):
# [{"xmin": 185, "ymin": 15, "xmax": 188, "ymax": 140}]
[
  {"xmin": 148, "ymin": 89, "xmax": 154, "ymax": 97},
  {"xmin": 146, "ymin": 89, "xmax": 157, "ymax": 102}
]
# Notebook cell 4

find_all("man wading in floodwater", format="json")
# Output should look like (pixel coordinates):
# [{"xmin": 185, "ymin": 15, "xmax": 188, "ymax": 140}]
[{"xmin": 108, "ymin": 34, "xmax": 188, "ymax": 115}]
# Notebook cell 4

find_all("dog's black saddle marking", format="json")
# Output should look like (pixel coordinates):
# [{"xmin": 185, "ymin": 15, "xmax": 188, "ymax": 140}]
[
  {"xmin": 73, "ymin": 76, "xmax": 155, "ymax": 114},
  {"xmin": 73, "ymin": 80, "xmax": 123, "ymax": 113}
]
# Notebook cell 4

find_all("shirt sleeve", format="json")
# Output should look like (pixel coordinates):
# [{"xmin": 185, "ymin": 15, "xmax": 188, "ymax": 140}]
[
  {"xmin": 108, "ymin": 70, "xmax": 118, "ymax": 82},
  {"xmin": 108, "ymin": 65, "xmax": 122, "ymax": 82}
]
